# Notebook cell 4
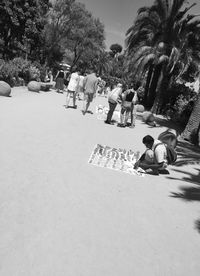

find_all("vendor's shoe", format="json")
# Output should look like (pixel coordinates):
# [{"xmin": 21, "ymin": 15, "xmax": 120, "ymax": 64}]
[
  {"xmin": 145, "ymin": 169, "xmax": 159, "ymax": 175},
  {"xmin": 129, "ymin": 125, "xmax": 135, "ymax": 129},
  {"xmin": 159, "ymin": 169, "xmax": 170, "ymax": 175}
]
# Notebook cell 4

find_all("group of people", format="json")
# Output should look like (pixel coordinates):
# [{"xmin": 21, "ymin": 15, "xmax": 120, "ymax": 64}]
[
  {"xmin": 54, "ymin": 67, "xmax": 144, "ymax": 125},
  {"xmin": 52, "ymin": 67, "xmax": 178, "ymax": 175},
  {"xmin": 54, "ymin": 68, "xmax": 100, "ymax": 115},
  {"xmin": 105, "ymin": 82, "xmax": 140, "ymax": 128}
]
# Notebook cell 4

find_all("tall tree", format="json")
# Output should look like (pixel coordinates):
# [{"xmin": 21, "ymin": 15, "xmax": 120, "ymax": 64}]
[
  {"xmin": 181, "ymin": 86, "xmax": 200, "ymax": 145},
  {"xmin": 64, "ymin": 2, "xmax": 105, "ymax": 70},
  {"xmin": 110, "ymin": 43, "xmax": 123, "ymax": 58},
  {"xmin": 0, "ymin": 0, "xmax": 51, "ymax": 60},
  {"xmin": 44, "ymin": 0, "xmax": 75, "ymax": 67},
  {"xmin": 126, "ymin": 0, "xmax": 200, "ymax": 113},
  {"xmin": 45, "ymin": 0, "xmax": 105, "ymax": 68}
]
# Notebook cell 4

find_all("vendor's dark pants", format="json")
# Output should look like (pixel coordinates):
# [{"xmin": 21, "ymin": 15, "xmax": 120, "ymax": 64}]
[{"xmin": 106, "ymin": 101, "xmax": 117, "ymax": 123}]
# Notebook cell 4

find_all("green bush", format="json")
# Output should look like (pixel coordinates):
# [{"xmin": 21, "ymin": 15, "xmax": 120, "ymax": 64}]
[
  {"xmin": 12, "ymin": 57, "xmax": 30, "ymax": 84},
  {"xmin": 0, "ymin": 58, "xmax": 48, "ymax": 85},
  {"xmin": 162, "ymin": 82, "xmax": 197, "ymax": 126},
  {"xmin": 171, "ymin": 94, "xmax": 197, "ymax": 126},
  {"xmin": 0, "ymin": 59, "xmax": 18, "ymax": 86},
  {"xmin": 32, "ymin": 61, "xmax": 47, "ymax": 82}
]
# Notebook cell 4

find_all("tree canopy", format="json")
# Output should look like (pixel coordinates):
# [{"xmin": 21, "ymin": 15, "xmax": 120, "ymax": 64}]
[
  {"xmin": 125, "ymin": 0, "xmax": 200, "ymax": 113},
  {"xmin": 0, "ymin": 0, "xmax": 51, "ymax": 60}
]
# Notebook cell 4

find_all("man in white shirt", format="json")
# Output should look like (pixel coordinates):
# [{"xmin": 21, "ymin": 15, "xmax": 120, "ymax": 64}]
[
  {"xmin": 76, "ymin": 74, "xmax": 85, "ymax": 100},
  {"xmin": 65, "ymin": 70, "xmax": 80, "ymax": 108},
  {"xmin": 134, "ymin": 135, "xmax": 168, "ymax": 174}
]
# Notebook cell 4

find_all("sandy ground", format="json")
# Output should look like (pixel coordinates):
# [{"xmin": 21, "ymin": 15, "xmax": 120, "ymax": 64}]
[{"xmin": 0, "ymin": 87, "xmax": 200, "ymax": 276}]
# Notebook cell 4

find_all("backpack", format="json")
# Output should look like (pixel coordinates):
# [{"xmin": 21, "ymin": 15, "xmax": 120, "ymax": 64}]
[
  {"xmin": 154, "ymin": 143, "xmax": 177, "ymax": 165},
  {"xmin": 158, "ymin": 130, "xmax": 177, "ymax": 149},
  {"xmin": 165, "ymin": 145, "xmax": 177, "ymax": 164}
]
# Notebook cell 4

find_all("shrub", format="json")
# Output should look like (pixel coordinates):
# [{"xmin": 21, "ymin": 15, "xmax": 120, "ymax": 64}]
[
  {"xmin": 12, "ymin": 57, "xmax": 30, "ymax": 84},
  {"xmin": 0, "ymin": 59, "xmax": 18, "ymax": 86},
  {"xmin": 171, "ymin": 94, "xmax": 197, "ymax": 126},
  {"xmin": 28, "ymin": 65, "xmax": 40, "ymax": 81},
  {"xmin": 0, "ymin": 58, "xmax": 47, "ymax": 86},
  {"xmin": 162, "ymin": 81, "xmax": 197, "ymax": 126}
]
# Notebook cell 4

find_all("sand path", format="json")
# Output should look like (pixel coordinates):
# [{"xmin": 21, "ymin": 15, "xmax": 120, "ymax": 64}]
[{"xmin": 0, "ymin": 87, "xmax": 200, "ymax": 276}]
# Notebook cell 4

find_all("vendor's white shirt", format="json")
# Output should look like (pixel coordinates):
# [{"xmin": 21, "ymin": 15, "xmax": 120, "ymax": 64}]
[{"xmin": 152, "ymin": 139, "xmax": 167, "ymax": 164}]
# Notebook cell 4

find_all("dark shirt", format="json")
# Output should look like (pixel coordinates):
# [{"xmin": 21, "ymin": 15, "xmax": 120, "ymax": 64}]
[
  {"xmin": 57, "ymin": 71, "xmax": 64, "ymax": 78},
  {"xmin": 125, "ymin": 90, "xmax": 135, "ymax": 102}
]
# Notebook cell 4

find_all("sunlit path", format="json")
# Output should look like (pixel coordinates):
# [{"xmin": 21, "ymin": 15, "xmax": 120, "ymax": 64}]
[{"xmin": 0, "ymin": 88, "xmax": 199, "ymax": 276}]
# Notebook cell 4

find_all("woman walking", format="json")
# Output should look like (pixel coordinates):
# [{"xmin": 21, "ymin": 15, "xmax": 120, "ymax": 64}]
[{"xmin": 55, "ymin": 68, "xmax": 65, "ymax": 93}]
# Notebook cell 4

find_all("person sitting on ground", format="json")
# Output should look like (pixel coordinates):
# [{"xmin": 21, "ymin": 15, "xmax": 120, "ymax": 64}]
[
  {"xmin": 104, "ymin": 83, "xmax": 123, "ymax": 125},
  {"xmin": 65, "ymin": 70, "xmax": 80, "ymax": 109},
  {"xmin": 117, "ymin": 83, "xmax": 138, "ymax": 128},
  {"xmin": 134, "ymin": 135, "xmax": 168, "ymax": 175}
]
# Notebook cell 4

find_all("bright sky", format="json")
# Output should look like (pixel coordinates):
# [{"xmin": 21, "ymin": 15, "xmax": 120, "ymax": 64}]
[{"xmin": 78, "ymin": 0, "xmax": 200, "ymax": 50}]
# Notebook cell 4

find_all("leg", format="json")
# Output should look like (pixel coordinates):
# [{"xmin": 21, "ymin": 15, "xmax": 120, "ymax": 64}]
[
  {"xmin": 120, "ymin": 107, "xmax": 126, "ymax": 124},
  {"xmin": 83, "ymin": 94, "xmax": 90, "ymax": 114},
  {"xmin": 118, "ymin": 107, "xmax": 126, "ymax": 126},
  {"xmin": 106, "ymin": 102, "xmax": 117, "ymax": 123},
  {"xmin": 72, "ymin": 92, "xmax": 77, "ymax": 108},
  {"xmin": 65, "ymin": 90, "xmax": 71, "ymax": 108},
  {"xmin": 129, "ymin": 105, "xmax": 136, "ymax": 128},
  {"xmin": 124, "ymin": 109, "xmax": 130, "ymax": 126}
]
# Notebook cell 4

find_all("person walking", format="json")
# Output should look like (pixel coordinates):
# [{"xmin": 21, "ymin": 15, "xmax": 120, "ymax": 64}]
[
  {"xmin": 76, "ymin": 73, "xmax": 85, "ymax": 100},
  {"xmin": 55, "ymin": 68, "xmax": 65, "ymax": 93},
  {"xmin": 65, "ymin": 70, "xmax": 80, "ymax": 109},
  {"xmin": 82, "ymin": 69, "xmax": 98, "ymax": 115},
  {"xmin": 104, "ymin": 83, "xmax": 123, "ymax": 125}
]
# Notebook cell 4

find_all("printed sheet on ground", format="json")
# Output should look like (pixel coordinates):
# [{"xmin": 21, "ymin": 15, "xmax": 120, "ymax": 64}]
[
  {"xmin": 96, "ymin": 105, "xmax": 120, "ymax": 121},
  {"xmin": 88, "ymin": 144, "xmax": 145, "ymax": 177}
]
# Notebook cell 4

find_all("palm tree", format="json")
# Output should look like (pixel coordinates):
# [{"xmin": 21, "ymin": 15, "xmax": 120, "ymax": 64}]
[
  {"xmin": 181, "ymin": 85, "xmax": 200, "ymax": 145},
  {"xmin": 93, "ymin": 50, "xmax": 112, "ymax": 76},
  {"xmin": 126, "ymin": 0, "xmax": 200, "ymax": 113}
]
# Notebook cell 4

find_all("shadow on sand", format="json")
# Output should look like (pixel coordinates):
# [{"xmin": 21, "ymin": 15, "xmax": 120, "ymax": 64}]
[
  {"xmin": 169, "ymin": 168, "xmax": 200, "ymax": 233},
  {"xmin": 175, "ymin": 140, "xmax": 200, "ymax": 167},
  {"xmin": 145, "ymin": 115, "xmax": 200, "ymax": 167}
]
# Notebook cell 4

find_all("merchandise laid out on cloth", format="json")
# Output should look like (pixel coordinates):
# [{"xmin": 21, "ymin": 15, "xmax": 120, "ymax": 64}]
[
  {"xmin": 88, "ymin": 144, "xmax": 146, "ymax": 177},
  {"xmin": 96, "ymin": 105, "xmax": 120, "ymax": 121}
]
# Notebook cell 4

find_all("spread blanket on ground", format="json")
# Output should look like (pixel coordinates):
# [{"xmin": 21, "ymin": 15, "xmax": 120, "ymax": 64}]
[
  {"xmin": 96, "ymin": 105, "xmax": 120, "ymax": 121},
  {"xmin": 88, "ymin": 144, "xmax": 145, "ymax": 176}
]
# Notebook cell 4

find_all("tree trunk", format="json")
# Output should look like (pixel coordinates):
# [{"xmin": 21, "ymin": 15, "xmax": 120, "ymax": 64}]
[
  {"xmin": 151, "ymin": 70, "xmax": 163, "ymax": 114},
  {"xmin": 147, "ymin": 64, "xmax": 162, "ymax": 109},
  {"xmin": 143, "ymin": 64, "xmax": 154, "ymax": 107},
  {"xmin": 151, "ymin": 70, "xmax": 170, "ymax": 114},
  {"xmin": 181, "ymin": 90, "xmax": 200, "ymax": 145}
]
